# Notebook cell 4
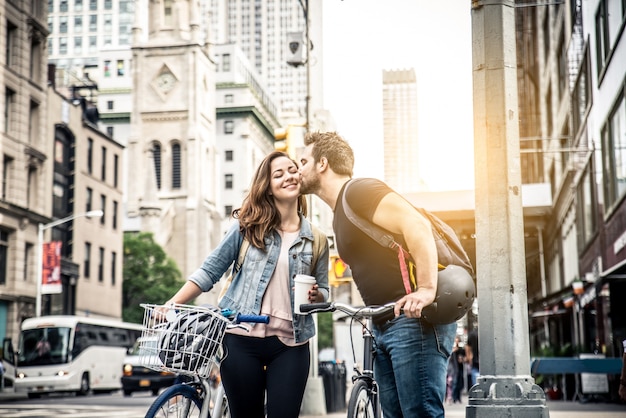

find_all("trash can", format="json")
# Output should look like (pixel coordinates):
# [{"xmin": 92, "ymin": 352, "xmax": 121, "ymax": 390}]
[{"xmin": 319, "ymin": 361, "xmax": 347, "ymax": 412}]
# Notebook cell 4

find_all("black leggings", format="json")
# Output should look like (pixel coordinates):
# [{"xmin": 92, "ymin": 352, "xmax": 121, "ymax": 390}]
[{"xmin": 220, "ymin": 334, "xmax": 310, "ymax": 418}]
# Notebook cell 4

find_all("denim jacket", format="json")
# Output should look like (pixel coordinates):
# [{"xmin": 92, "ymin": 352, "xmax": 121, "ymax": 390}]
[{"xmin": 188, "ymin": 215, "xmax": 329, "ymax": 343}]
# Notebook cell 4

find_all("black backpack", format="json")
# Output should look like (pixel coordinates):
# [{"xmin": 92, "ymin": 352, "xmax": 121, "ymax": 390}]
[{"xmin": 342, "ymin": 179, "xmax": 474, "ymax": 292}]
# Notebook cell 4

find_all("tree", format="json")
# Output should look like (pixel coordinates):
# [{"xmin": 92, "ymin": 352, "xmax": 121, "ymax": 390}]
[{"xmin": 122, "ymin": 232, "xmax": 185, "ymax": 323}]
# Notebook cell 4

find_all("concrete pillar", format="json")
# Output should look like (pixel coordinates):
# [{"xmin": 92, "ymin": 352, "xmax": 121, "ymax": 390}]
[{"xmin": 468, "ymin": 0, "xmax": 548, "ymax": 416}]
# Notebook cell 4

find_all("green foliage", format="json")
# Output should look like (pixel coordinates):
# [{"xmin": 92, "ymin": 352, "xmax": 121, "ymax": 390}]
[
  {"xmin": 122, "ymin": 232, "xmax": 185, "ymax": 323},
  {"xmin": 317, "ymin": 312, "xmax": 334, "ymax": 350}
]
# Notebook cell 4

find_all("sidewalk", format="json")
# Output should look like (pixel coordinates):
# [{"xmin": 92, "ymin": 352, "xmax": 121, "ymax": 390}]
[{"xmin": 300, "ymin": 397, "xmax": 626, "ymax": 418}]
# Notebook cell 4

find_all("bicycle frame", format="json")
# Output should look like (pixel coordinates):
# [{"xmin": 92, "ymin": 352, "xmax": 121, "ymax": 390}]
[{"xmin": 301, "ymin": 302, "xmax": 395, "ymax": 418}]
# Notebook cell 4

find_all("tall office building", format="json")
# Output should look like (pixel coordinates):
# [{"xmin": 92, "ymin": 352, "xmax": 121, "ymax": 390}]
[
  {"xmin": 382, "ymin": 69, "xmax": 425, "ymax": 194},
  {"xmin": 206, "ymin": 0, "xmax": 324, "ymax": 127}
]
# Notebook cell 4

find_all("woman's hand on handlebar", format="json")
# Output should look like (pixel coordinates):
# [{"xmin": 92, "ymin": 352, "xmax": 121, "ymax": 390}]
[{"xmin": 395, "ymin": 287, "xmax": 436, "ymax": 319}]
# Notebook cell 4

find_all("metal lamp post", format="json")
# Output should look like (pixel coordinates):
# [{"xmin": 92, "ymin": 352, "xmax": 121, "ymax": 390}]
[{"xmin": 36, "ymin": 210, "xmax": 104, "ymax": 317}]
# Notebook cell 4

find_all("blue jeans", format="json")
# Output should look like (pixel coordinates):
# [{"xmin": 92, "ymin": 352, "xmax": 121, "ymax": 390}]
[{"xmin": 373, "ymin": 315, "xmax": 456, "ymax": 418}]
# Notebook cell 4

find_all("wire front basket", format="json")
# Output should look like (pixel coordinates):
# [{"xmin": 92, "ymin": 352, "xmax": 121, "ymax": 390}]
[{"xmin": 139, "ymin": 303, "xmax": 229, "ymax": 378}]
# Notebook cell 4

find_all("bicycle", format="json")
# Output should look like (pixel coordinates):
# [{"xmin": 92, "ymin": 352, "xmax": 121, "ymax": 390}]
[
  {"xmin": 139, "ymin": 303, "xmax": 269, "ymax": 418},
  {"xmin": 300, "ymin": 301, "xmax": 397, "ymax": 418}
]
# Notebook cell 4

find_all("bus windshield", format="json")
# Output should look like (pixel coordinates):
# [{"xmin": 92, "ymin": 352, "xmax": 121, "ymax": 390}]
[{"xmin": 18, "ymin": 327, "xmax": 71, "ymax": 366}]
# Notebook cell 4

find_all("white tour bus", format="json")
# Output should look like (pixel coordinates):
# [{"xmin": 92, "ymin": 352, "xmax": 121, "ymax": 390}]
[{"xmin": 15, "ymin": 315, "xmax": 142, "ymax": 398}]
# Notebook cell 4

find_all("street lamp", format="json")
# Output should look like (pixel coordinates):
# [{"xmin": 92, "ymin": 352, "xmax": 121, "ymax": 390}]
[{"xmin": 36, "ymin": 210, "xmax": 104, "ymax": 317}]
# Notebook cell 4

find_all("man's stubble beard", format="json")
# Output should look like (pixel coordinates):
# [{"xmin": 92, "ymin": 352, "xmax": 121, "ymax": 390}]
[{"xmin": 300, "ymin": 173, "xmax": 321, "ymax": 196}]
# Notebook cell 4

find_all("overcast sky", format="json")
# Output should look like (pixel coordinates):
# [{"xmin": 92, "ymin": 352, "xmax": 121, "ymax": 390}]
[{"xmin": 321, "ymin": 0, "xmax": 475, "ymax": 191}]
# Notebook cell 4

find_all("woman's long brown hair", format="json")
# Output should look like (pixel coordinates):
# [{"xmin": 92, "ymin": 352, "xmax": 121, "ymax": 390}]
[{"xmin": 233, "ymin": 151, "xmax": 307, "ymax": 249}]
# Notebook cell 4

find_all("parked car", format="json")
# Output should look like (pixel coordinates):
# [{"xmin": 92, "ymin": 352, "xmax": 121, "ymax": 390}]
[{"xmin": 121, "ymin": 336, "xmax": 176, "ymax": 397}]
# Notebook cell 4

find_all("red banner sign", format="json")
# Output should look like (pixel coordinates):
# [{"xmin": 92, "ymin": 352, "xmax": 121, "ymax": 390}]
[{"xmin": 42, "ymin": 241, "xmax": 62, "ymax": 294}]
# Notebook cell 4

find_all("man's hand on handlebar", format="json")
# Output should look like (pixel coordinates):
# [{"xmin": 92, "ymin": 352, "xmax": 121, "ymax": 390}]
[{"xmin": 395, "ymin": 287, "xmax": 436, "ymax": 319}]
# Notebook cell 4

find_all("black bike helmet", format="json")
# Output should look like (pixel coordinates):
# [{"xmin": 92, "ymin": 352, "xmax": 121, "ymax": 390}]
[
  {"xmin": 158, "ymin": 308, "xmax": 227, "ymax": 372},
  {"xmin": 421, "ymin": 265, "xmax": 475, "ymax": 325}
]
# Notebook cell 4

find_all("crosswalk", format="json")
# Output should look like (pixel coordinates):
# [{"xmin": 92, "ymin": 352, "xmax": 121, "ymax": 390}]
[{"xmin": 0, "ymin": 404, "xmax": 146, "ymax": 418}]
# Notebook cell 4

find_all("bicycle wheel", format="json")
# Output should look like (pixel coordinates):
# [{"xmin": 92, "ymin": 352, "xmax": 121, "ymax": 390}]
[
  {"xmin": 145, "ymin": 383, "xmax": 203, "ymax": 418},
  {"xmin": 347, "ymin": 379, "xmax": 379, "ymax": 418}
]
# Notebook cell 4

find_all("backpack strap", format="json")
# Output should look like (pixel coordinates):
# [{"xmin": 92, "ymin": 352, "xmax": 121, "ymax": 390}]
[
  {"xmin": 233, "ymin": 238, "xmax": 250, "ymax": 274},
  {"xmin": 341, "ymin": 179, "xmax": 413, "ymax": 294}
]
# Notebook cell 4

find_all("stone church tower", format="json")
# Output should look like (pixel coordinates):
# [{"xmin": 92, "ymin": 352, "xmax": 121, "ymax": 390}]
[{"xmin": 127, "ymin": 0, "xmax": 221, "ymax": 282}]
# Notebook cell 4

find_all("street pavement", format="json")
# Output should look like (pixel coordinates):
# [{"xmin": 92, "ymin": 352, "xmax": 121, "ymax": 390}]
[
  {"xmin": 3, "ymin": 390, "xmax": 625, "ymax": 417},
  {"xmin": 300, "ymin": 395, "xmax": 626, "ymax": 418}
]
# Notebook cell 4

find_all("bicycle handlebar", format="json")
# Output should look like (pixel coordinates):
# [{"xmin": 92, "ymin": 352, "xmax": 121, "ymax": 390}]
[
  {"xmin": 234, "ymin": 313, "xmax": 270, "ymax": 324},
  {"xmin": 299, "ymin": 301, "xmax": 396, "ymax": 317}
]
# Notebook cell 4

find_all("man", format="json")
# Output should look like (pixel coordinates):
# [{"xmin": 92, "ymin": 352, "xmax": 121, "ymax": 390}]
[{"xmin": 299, "ymin": 131, "xmax": 456, "ymax": 417}]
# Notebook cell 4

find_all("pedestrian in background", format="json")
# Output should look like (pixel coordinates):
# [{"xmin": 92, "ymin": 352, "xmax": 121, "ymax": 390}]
[
  {"xmin": 466, "ymin": 327, "xmax": 480, "ymax": 388},
  {"xmin": 162, "ymin": 151, "xmax": 329, "ymax": 418},
  {"xmin": 299, "ymin": 131, "xmax": 456, "ymax": 418}
]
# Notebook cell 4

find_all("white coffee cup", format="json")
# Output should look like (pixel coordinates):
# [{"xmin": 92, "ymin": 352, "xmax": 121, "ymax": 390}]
[{"xmin": 293, "ymin": 274, "xmax": 316, "ymax": 315}]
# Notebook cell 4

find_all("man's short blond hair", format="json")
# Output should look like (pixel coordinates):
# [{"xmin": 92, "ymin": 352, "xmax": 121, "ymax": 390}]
[{"xmin": 303, "ymin": 131, "xmax": 354, "ymax": 177}]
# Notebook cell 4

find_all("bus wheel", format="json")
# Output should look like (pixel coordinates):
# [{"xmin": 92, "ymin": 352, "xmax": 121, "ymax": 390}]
[{"xmin": 77, "ymin": 373, "xmax": 90, "ymax": 396}]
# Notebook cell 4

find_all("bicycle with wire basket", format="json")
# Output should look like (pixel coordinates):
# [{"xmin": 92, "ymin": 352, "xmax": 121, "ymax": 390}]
[
  {"xmin": 300, "ymin": 301, "xmax": 397, "ymax": 418},
  {"xmin": 139, "ymin": 303, "xmax": 269, "ymax": 418}
]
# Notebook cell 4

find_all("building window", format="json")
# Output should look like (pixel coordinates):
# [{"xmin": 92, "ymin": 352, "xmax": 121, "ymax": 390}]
[
  {"xmin": 106, "ymin": 126, "xmax": 114, "ymax": 137},
  {"xmin": 29, "ymin": 100, "xmax": 40, "ymax": 144},
  {"xmin": 89, "ymin": 0, "xmax": 97, "ymax": 11},
  {"xmin": 74, "ymin": 36, "xmax": 82, "ymax": 54},
  {"xmin": 86, "ymin": 187, "xmax": 93, "ymax": 212},
  {"xmin": 113, "ymin": 154, "xmax": 119, "ymax": 188},
  {"xmin": 101, "ymin": 146, "xmax": 107, "ymax": 181},
  {"xmin": 104, "ymin": 0, "xmax": 113, "ymax": 10},
  {"xmin": 6, "ymin": 20, "xmax": 17, "ymax": 68},
  {"xmin": 87, "ymin": 138, "xmax": 93, "ymax": 173},
  {"xmin": 225, "ymin": 94, "xmax": 234, "ymax": 103},
  {"xmin": 88, "ymin": 36, "xmax": 97, "ymax": 53},
  {"xmin": 59, "ymin": 37, "xmax": 67, "ymax": 54},
  {"xmin": 117, "ymin": 60, "xmax": 125, "ymax": 76},
  {"xmin": 104, "ymin": 14, "xmax": 112, "ymax": 32},
  {"xmin": 225, "ymin": 150, "xmax": 233, "ymax": 161},
  {"xmin": 104, "ymin": 60, "xmax": 111, "ymax": 77},
  {"xmin": 595, "ymin": 0, "xmax": 626, "ymax": 77},
  {"xmin": 24, "ymin": 242, "xmax": 34, "ymax": 281},
  {"xmin": 576, "ymin": 163, "xmax": 597, "ymax": 251},
  {"xmin": 30, "ymin": 36, "xmax": 43, "ymax": 83},
  {"xmin": 224, "ymin": 120, "xmax": 234, "ymax": 134},
  {"xmin": 59, "ymin": 16, "xmax": 68, "ymax": 33},
  {"xmin": 100, "ymin": 194, "xmax": 106, "ymax": 225},
  {"xmin": 84, "ymin": 242, "xmax": 91, "ymax": 278},
  {"xmin": 107, "ymin": 100, "xmax": 114, "ymax": 110},
  {"xmin": 74, "ymin": 16, "xmax": 83, "ymax": 32},
  {"xmin": 111, "ymin": 251, "xmax": 117, "ymax": 285},
  {"xmin": 89, "ymin": 15, "xmax": 97, "ymax": 32},
  {"xmin": 225, "ymin": 174, "xmax": 233, "ymax": 189},
  {"xmin": 0, "ymin": 230, "xmax": 8, "ymax": 285},
  {"xmin": 153, "ymin": 144, "xmax": 162, "ymax": 189},
  {"xmin": 27, "ymin": 166, "xmax": 37, "ymax": 209},
  {"xmin": 224, "ymin": 205, "xmax": 233, "ymax": 218},
  {"xmin": 112, "ymin": 200, "xmax": 118, "ymax": 229},
  {"xmin": 2, "ymin": 156, "xmax": 13, "ymax": 200},
  {"xmin": 60, "ymin": 0, "xmax": 68, "ymax": 12},
  {"xmin": 601, "ymin": 92, "xmax": 626, "ymax": 211},
  {"xmin": 5, "ymin": 88, "xmax": 16, "ymax": 134},
  {"xmin": 164, "ymin": 0, "xmax": 173, "ymax": 26},
  {"xmin": 222, "ymin": 54, "xmax": 231, "ymax": 72},
  {"xmin": 98, "ymin": 247, "xmax": 104, "ymax": 282},
  {"xmin": 172, "ymin": 143, "xmax": 181, "ymax": 189}
]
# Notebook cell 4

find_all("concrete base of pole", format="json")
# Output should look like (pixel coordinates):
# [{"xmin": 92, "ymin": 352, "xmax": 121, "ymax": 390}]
[
  {"xmin": 466, "ymin": 376, "xmax": 549, "ymax": 418},
  {"xmin": 300, "ymin": 376, "xmax": 327, "ymax": 416}
]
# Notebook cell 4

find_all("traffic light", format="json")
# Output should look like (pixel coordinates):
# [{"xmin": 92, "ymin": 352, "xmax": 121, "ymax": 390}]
[{"xmin": 329, "ymin": 255, "xmax": 352, "ymax": 287}]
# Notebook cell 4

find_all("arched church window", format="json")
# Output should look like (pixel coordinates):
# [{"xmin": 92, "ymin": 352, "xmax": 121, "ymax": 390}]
[{"xmin": 172, "ymin": 143, "xmax": 181, "ymax": 189}]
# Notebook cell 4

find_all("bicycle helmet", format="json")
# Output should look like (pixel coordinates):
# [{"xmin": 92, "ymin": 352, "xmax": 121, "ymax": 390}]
[
  {"xmin": 158, "ymin": 308, "xmax": 227, "ymax": 372},
  {"xmin": 421, "ymin": 265, "xmax": 475, "ymax": 325}
]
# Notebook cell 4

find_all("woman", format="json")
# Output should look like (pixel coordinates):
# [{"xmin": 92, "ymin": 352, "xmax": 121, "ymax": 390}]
[{"xmin": 163, "ymin": 151, "xmax": 329, "ymax": 418}]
